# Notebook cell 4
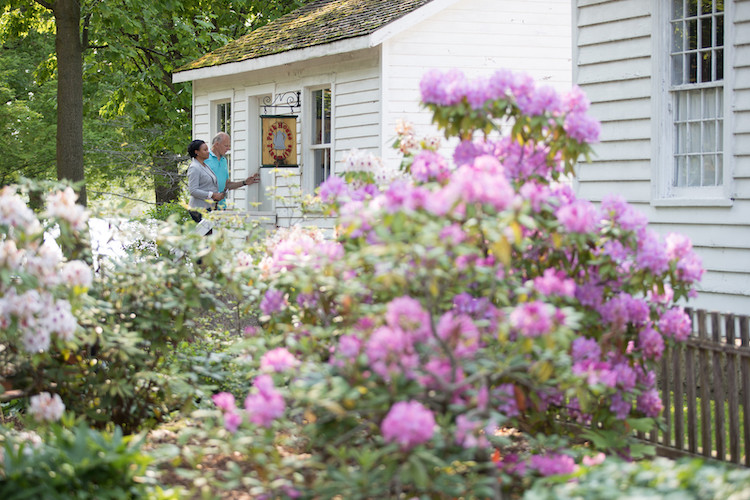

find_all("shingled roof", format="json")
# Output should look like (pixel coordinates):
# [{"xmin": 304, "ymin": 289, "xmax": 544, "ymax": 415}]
[{"xmin": 176, "ymin": 0, "xmax": 435, "ymax": 73}]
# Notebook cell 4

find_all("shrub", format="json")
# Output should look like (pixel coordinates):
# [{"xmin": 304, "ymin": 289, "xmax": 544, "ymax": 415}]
[
  {"xmin": 524, "ymin": 456, "xmax": 750, "ymax": 500},
  {"xmin": 0, "ymin": 185, "xmax": 260, "ymax": 432},
  {"xmin": 194, "ymin": 68, "xmax": 704, "ymax": 498},
  {"xmin": 0, "ymin": 419, "xmax": 174, "ymax": 499}
]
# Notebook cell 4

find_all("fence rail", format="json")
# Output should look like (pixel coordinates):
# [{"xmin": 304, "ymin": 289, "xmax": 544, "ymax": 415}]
[{"xmin": 639, "ymin": 309, "xmax": 750, "ymax": 466}]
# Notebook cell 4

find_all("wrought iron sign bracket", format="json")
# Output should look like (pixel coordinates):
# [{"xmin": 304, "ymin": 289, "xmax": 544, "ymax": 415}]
[{"xmin": 262, "ymin": 91, "xmax": 301, "ymax": 115}]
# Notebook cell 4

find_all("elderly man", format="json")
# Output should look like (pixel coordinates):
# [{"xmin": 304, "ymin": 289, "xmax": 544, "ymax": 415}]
[{"xmin": 207, "ymin": 132, "xmax": 260, "ymax": 209}]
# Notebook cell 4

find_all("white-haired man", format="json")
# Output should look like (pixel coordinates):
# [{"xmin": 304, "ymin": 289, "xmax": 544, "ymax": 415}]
[{"xmin": 206, "ymin": 132, "xmax": 260, "ymax": 209}]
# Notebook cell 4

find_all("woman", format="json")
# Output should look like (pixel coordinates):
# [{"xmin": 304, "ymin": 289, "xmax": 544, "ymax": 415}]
[{"xmin": 187, "ymin": 139, "xmax": 224, "ymax": 232}]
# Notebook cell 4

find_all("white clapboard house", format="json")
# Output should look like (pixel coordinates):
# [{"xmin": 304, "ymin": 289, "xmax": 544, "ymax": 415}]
[
  {"xmin": 173, "ymin": 0, "xmax": 572, "ymax": 228},
  {"xmin": 573, "ymin": 0, "xmax": 750, "ymax": 313}
]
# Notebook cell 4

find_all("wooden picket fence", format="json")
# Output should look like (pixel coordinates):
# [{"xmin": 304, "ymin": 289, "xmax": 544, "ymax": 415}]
[{"xmin": 636, "ymin": 309, "xmax": 750, "ymax": 466}]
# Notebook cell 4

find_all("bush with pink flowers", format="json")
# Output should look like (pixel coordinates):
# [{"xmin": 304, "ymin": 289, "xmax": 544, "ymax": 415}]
[{"xmin": 205, "ymin": 68, "xmax": 704, "ymax": 498}]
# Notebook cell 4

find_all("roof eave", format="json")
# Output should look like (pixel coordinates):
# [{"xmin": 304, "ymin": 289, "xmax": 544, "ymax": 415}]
[
  {"xmin": 173, "ymin": 35, "xmax": 372, "ymax": 83},
  {"xmin": 172, "ymin": 0, "xmax": 463, "ymax": 84}
]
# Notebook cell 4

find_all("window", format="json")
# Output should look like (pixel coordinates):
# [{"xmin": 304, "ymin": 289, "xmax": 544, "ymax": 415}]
[
  {"xmin": 310, "ymin": 88, "xmax": 332, "ymax": 188},
  {"xmin": 667, "ymin": 0, "xmax": 726, "ymax": 196},
  {"xmin": 216, "ymin": 101, "xmax": 231, "ymax": 137}
]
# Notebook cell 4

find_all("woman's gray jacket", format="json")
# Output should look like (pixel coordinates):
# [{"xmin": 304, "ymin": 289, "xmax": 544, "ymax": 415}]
[{"xmin": 187, "ymin": 158, "xmax": 219, "ymax": 209}]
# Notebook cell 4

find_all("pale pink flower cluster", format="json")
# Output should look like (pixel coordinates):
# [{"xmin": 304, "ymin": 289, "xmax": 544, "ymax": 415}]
[
  {"xmin": 1, "ymin": 289, "xmax": 79, "ymax": 352},
  {"xmin": 28, "ymin": 392, "xmax": 65, "ymax": 422},
  {"xmin": 259, "ymin": 226, "xmax": 343, "ymax": 276},
  {"xmin": 0, "ymin": 187, "xmax": 41, "ymax": 234},
  {"xmin": 260, "ymin": 347, "xmax": 299, "ymax": 372},
  {"xmin": 46, "ymin": 187, "xmax": 88, "ymax": 231}
]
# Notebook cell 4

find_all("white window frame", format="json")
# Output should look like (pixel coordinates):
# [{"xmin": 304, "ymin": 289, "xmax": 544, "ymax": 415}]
[
  {"xmin": 302, "ymin": 85, "xmax": 333, "ymax": 194},
  {"xmin": 652, "ymin": 0, "xmax": 734, "ymax": 207}
]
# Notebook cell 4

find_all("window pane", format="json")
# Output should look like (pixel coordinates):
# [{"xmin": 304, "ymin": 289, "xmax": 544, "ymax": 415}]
[
  {"xmin": 700, "ymin": 50, "xmax": 712, "ymax": 82},
  {"xmin": 687, "ymin": 156, "xmax": 701, "ymax": 186},
  {"xmin": 688, "ymin": 19, "xmax": 697, "ymax": 50},
  {"xmin": 687, "ymin": 0, "xmax": 697, "ymax": 16},
  {"xmin": 313, "ymin": 148, "xmax": 331, "ymax": 187},
  {"xmin": 323, "ymin": 89, "xmax": 331, "ymax": 143},
  {"xmin": 702, "ymin": 17, "xmax": 713, "ymax": 48},
  {"xmin": 689, "ymin": 122, "xmax": 701, "ymax": 152},
  {"xmin": 675, "ymin": 123, "xmax": 686, "ymax": 153},
  {"xmin": 717, "ymin": 14, "xmax": 724, "ymax": 46},
  {"xmin": 716, "ymin": 153, "xmax": 723, "ymax": 181},
  {"xmin": 673, "ymin": 0, "xmax": 684, "ymax": 19},
  {"xmin": 688, "ymin": 52, "xmax": 698, "ymax": 83},
  {"xmin": 703, "ymin": 89, "xmax": 716, "ymax": 118},
  {"xmin": 703, "ymin": 156, "xmax": 717, "ymax": 185},
  {"xmin": 675, "ymin": 156, "xmax": 686, "ymax": 186},
  {"xmin": 312, "ymin": 89, "xmax": 331, "ymax": 145},
  {"xmin": 672, "ymin": 21, "xmax": 684, "ymax": 52},
  {"xmin": 717, "ymin": 92, "xmax": 723, "ymax": 118},
  {"xmin": 716, "ymin": 48, "xmax": 724, "ymax": 80},
  {"xmin": 703, "ymin": 121, "xmax": 715, "ymax": 152},
  {"xmin": 672, "ymin": 54, "xmax": 685, "ymax": 85},
  {"xmin": 688, "ymin": 90, "xmax": 701, "ymax": 120},
  {"xmin": 675, "ymin": 92, "xmax": 687, "ymax": 121}
]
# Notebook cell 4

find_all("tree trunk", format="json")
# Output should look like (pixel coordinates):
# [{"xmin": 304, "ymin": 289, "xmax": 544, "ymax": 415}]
[
  {"xmin": 153, "ymin": 153, "xmax": 182, "ymax": 205},
  {"xmin": 54, "ymin": 0, "xmax": 86, "ymax": 206}
]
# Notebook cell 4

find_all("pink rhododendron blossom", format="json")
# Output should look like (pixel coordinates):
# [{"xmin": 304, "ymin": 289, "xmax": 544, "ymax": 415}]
[
  {"xmin": 212, "ymin": 392, "xmax": 236, "ymax": 412},
  {"xmin": 509, "ymin": 301, "xmax": 554, "ymax": 337},
  {"xmin": 609, "ymin": 392, "xmax": 632, "ymax": 420},
  {"xmin": 495, "ymin": 383, "xmax": 520, "ymax": 417},
  {"xmin": 385, "ymin": 296, "xmax": 432, "ymax": 342},
  {"xmin": 455, "ymin": 414, "xmax": 489, "ymax": 449},
  {"xmin": 533, "ymin": 269, "xmax": 576, "ymax": 297},
  {"xmin": 600, "ymin": 194, "xmax": 648, "ymax": 232},
  {"xmin": 410, "ymin": 151, "xmax": 452, "ymax": 183},
  {"xmin": 244, "ymin": 375, "xmax": 285, "ymax": 428},
  {"xmin": 638, "ymin": 325, "xmax": 664, "ymax": 360},
  {"xmin": 529, "ymin": 453, "xmax": 577, "ymax": 476},
  {"xmin": 571, "ymin": 337, "xmax": 601, "ymax": 363},
  {"xmin": 381, "ymin": 400, "xmax": 436, "ymax": 450},
  {"xmin": 636, "ymin": 229, "xmax": 670, "ymax": 275},
  {"xmin": 562, "ymin": 85, "xmax": 590, "ymax": 114},
  {"xmin": 223, "ymin": 411, "xmax": 242, "ymax": 432},
  {"xmin": 436, "ymin": 312, "xmax": 480, "ymax": 358},
  {"xmin": 365, "ymin": 326, "xmax": 419, "ymax": 380},
  {"xmin": 318, "ymin": 175, "xmax": 349, "ymax": 204},
  {"xmin": 582, "ymin": 452, "xmax": 606, "ymax": 467},
  {"xmin": 563, "ymin": 112, "xmax": 601, "ymax": 143},
  {"xmin": 659, "ymin": 307, "xmax": 692, "ymax": 341},
  {"xmin": 29, "ymin": 392, "xmax": 65, "ymax": 422},
  {"xmin": 260, "ymin": 289, "xmax": 287, "ymax": 315},
  {"xmin": 637, "ymin": 388, "xmax": 663, "ymax": 417},
  {"xmin": 260, "ymin": 347, "xmax": 299, "ymax": 372},
  {"xmin": 556, "ymin": 199, "xmax": 598, "ymax": 233}
]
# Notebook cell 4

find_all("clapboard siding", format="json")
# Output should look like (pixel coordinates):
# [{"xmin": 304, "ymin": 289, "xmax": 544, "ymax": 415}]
[
  {"xmin": 381, "ymin": 0, "xmax": 572, "ymax": 168},
  {"xmin": 574, "ymin": 0, "xmax": 750, "ymax": 313}
]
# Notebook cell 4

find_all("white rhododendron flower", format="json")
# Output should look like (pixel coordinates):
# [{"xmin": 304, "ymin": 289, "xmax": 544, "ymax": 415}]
[
  {"xmin": 29, "ymin": 392, "xmax": 65, "ymax": 422},
  {"xmin": 46, "ymin": 187, "xmax": 88, "ymax": 230}
]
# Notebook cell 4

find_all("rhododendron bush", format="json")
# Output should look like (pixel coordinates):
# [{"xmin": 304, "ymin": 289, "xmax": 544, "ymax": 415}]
[{"xmin": 212, "ymin": 68, "xmax": 703, "ymax": 498}]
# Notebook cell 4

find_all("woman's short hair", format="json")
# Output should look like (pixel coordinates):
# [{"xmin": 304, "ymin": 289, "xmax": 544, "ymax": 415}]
[{"xmin": 187, "ymin": 139, "xmax": 205, "ymax": 158}]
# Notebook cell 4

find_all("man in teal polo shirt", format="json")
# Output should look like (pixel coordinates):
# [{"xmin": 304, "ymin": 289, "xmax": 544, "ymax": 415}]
[{"xmin": 206, "ymin": 132, "xmax": 259, "ymax": 209}]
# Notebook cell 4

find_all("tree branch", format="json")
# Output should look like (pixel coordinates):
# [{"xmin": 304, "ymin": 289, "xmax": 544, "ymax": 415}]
[{"xmin": 33, "ymin": 0, "xmax": 54, "ymax": 10}]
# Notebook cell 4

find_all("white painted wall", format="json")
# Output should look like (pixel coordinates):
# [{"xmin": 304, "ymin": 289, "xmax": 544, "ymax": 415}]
[
  {"xmin": 574, "ymin": 0, "xmax": 750, "ymax": 314},
  {"xmin": 381, "ymin": 0, "xmax": 573, "ymax": 167}
]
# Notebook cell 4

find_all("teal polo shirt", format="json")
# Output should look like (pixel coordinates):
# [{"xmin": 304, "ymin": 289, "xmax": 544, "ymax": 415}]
[{"xmin": 206, "ymin": 150, "xmax": 229, "ymax": 209}]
